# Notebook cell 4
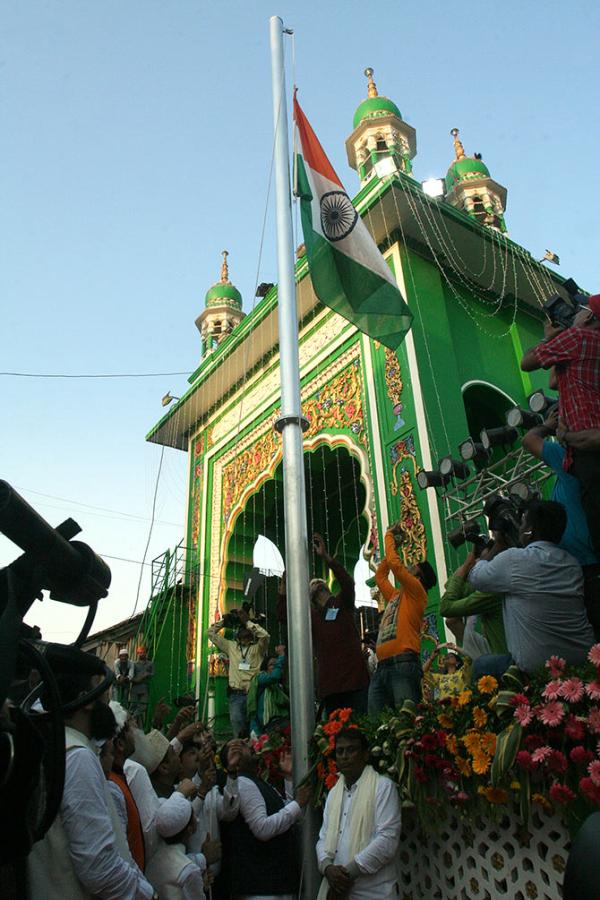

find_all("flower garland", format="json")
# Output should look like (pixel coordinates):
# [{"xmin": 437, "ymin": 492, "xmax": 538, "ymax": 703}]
[{"xmin": 308, "ymin": 645, "xmax": 600, "ymax": 836}]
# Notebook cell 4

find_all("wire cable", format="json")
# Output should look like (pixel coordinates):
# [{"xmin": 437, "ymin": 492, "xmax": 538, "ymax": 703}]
[
  {"xmin": 131, "ymin": 446, "xmax": 165, "ymax": 618},
  {"xmin": 0, "ymin": 370, "xmax": 192, "ymax": 379}
]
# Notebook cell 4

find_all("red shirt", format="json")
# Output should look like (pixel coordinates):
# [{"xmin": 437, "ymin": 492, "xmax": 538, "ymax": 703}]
[{"xmin": 532, "ymin": 327, "xmax": 600, "ymax": 466}]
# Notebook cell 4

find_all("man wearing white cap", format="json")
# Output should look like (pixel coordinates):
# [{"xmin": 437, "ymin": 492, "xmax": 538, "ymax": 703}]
[{"xmin": 145, "ymin": 792, "xmax": 206, "ymax": 899}]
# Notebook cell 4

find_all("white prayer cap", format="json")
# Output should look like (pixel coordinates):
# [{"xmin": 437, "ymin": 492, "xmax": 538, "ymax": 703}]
[
  {"xmin": 155, "ymin": 792, "xmax": 193, "ymax": 838},
  {"xmin": 118, "ymin": 648, "xmax": 128, "ymax": 656},
  {"xmin": 130, "ymin": 728, "xmax": 169, "ymax": 774},
  {"xmin": 109, "ymin": 701, "xmax": 128, "ymax": 734}
]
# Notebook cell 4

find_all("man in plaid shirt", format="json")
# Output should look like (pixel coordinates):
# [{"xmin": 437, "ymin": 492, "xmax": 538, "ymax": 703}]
[{"xmin": 521, "ymin": 293, "xmax": 600, "ymax": 556}]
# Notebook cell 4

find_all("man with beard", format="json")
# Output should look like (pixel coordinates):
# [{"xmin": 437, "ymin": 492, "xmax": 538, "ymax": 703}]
[
  {"xmin": 27, "ymin": 673, "xmax": 155, "ymax": 900},
  {"xmin": 108, "ymin": 701, "xmax": 146, "ymax": 871}
]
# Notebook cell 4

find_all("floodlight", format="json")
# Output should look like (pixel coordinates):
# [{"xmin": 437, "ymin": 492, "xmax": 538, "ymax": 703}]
[
  {"xmin": 459, "ymin": 438, "xmax": 491, "ymax": 465},
  {"xmin": 438, "ymin": 457, "xmax": 470, "ymax": 481},
  {"xmin": 505, "ymin": 407, "xmax": 543, "ymax": 429},
  {"xmin": 417, "ymin": 470, "xmax": 450, "ymax": 490},
  {"xmin": 374, "ymin": 157, "xmax": 398, "ymax": 180},
  {"xmin": 421, "ymin": 178, "xmax": 445, "ymax": 199},
  {"xmin": 447, "ymin": 517, "xmax": 484, "ymax": 549},
  {"xmin": 509, "ymin": 482, "xmax": 534, "ymax": 502},
  {"xmin": 480, "ymin": 426, "xmax": 519, "ymax": 451},
  {"xmin": 539, "ymin": 250, "xmax": 560, "ymax": 265},
  {"xmin": 528, "ymin": 390, "xmax": 556, "ymax": 414}
]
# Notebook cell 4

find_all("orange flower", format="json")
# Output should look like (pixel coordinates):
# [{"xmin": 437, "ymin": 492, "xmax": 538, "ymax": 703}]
[
  {"xmin": 317, "ymin": 762, "xmax": 325, "ymax": 778},
  {"xmin": 337, "ymin": 707, "xmax": 353, "ymax": 723},
  {"xmin": 438, "ymin": 713, "xmax": 454, "ymax": 729},
  {"xmin": 477, "ymin": 675, "xmax": 498, "ymax": 694},
  {"xmin": 472, "ymin": 753, "xmax": 491, "ymax": 775},
  {"xmin": 532, "ymin": 792, "xmax": 552, "ymax": 811},
  {"xmin": 479, "ymin": 732, "xmax": 497, "ymax": 756},
  {"xmin": 445, "ymin": 734, "xmax": 458, "ymax": 755},
  {"xmin": 325, "ymin": 773, "xmax": 338, "ymax": 790},
  {"xmin": 455, "ymin": 756, "xmax": 472, "ymax": 777},
  {"xmin": 457, "ymin": 690, "xmax": 473, "ymax": 707},
  {"xmin": 450, "ymin": 696, "xmax": 460, "ymax": 709},
  {"xmin": 481, "ymin": 786, "xmax": 508, "ymax": 804},
  {"xmin": 461, "ymin": 730, "xmax": 481, "ymax": 753},
  {"xmin": 472, "ymin": 707, "xmax": 488, "ymax": 729},
  {"xmin": 323, "ymin": 720, "xmax": 343, "ymax": 736}
]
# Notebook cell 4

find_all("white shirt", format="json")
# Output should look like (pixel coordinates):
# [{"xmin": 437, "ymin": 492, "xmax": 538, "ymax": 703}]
[
  {"xmin": 188, "ymin": 776, "xmax": 240, "ymax": 875},
  {"xmin": 237, "ymin": 775, "xmax": 302, "ymax": 841},
  {"xmin": 56, "ymin": 743, "xmax": 153, "ymax": 899},
  {"xmin": 469, "ymin": 541, "xmax": 594, "ymax": 672},
  {"xmin": 316, "ymin": 775, "xmax": 401, "ymax": 899},
  {"xmin": 124, "ymin": 758, "xmax": 189, "ymax": 860}
]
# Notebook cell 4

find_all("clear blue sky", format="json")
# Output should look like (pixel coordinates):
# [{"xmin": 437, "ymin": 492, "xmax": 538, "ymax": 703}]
[{"xmin": 2, "ymin": 0, "xmax": 599, "ymax": 642}]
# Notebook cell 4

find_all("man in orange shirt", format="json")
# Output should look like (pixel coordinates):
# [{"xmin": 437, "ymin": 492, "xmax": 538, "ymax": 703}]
[{"xmin": 368, "ymin": 522, "xmax": 437, "ymax": 715}]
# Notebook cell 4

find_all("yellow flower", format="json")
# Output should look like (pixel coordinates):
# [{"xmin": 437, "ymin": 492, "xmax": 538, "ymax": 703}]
[
  {"xmin": 482, "ymin": 786, "xmax": 508, "ymax": 804},
  {"xmin": 450, "ymin": 696, "xmax": 460, "ymax": 709},
  {"xmin": 455, "ymin": 756, "xmax": 472, "ymax": 777},
  {"xmin": 477, "ymin": 675, "xmax": 498, "ymax": 694},
  {"xmin": 532, "ymin": 793, "xmax": 552, "ymax": 811},
  {"xmin": 457, "ymin": 689, "xmax": 473, "ymax": 707},
  {"xmin": 472, "ymin": 707, "xmax": 488, "ymax": 729},
  {"xmin": 472, "ymin": 752, "xmax": 491, "ymax": 775},
  {"xmin": 461, "ymin": 730, "xmax": 482, "ymax": 753},
  {"xmin": 510, "ymin": 780, "xmax": 521, "ymax": 791},
  {"xmin": 437, "ymin": 713, "xmax": 454, "ymax": 729},
  {"xmin": 446, "ymin": 734, "xmax": 458, "ymax": 755}
]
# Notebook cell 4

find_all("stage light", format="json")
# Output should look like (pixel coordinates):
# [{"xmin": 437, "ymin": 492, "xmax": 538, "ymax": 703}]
[
  {"xmin": 459, "ymin": 438, "xmax": 491, "ymax": 465},
  {"xmin": 417, "ymin": 470, "xmax": 450, "ymax": 490},
  {"xmin": 528, "ymin": 391, "xmax": 556, "ymax": 414},
  {"xmin": 374, "ymin": 157, "xmax": 398, "ymax": 180},
  {"xmin": 509, "ymin": 482, "xmax": 534, "ymax": 502},
  {"xmin": 438, "ymin": 456, "xmax": 470, "ymax": 481},
  {"xmin": 505, "ymin": 407, "xmax": 543, "ymax": 429},
  {"xmin": 480, "ymin": 426, "xmax": 518, "ymax": 451},
  {"xmin": 447, "ymin": 517, "xmax": 484, "ymax": 549},
  {"xmin": 422, "ymin": 178, "xmax": 445, "ymax": 199},
  {"xmin": 539, "ymin": 249, "xmax": 560, "ymax": 265}
]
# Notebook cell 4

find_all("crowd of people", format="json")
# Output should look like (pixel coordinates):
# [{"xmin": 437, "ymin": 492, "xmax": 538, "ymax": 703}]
[{"xmin": 23, "ymin": 291, "xmax": 600, "ymax": 897}]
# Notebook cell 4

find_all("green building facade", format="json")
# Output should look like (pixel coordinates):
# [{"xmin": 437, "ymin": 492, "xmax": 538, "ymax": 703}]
[{"xmin": 144, "ymin": 70, "xmax": 568, "ymax": 725}]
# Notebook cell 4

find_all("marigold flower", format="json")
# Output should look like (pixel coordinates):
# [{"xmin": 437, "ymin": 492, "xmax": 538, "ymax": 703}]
[
  {"xmin": 473, "ymin": 707, "xmax": 488, "ymax": 729},
  {"xmin": 477, "ymin": 676, "xmax": 498, "ymax": 694},
  {"xmin": 445, "ymin": 735, "xmax": 458, "ymax": 755},
  {"xmin": 549, "ymin": 783, "xmax": 575, "ymax": 805},
  {"xmin": 438, "ymin": 713, "xmax": 454, "ymax": 729},
  {"xmin": 482, "ymin": 786, "xmax": 508, "ymax": 804},
  {"xmin": 457, "ymin": 689, "xmax": 473, "ymax": 707},
  {"xmin": 461, "ymin": 731, "xmax": 482, "ymax": 753},
  {"xmin": 479, "ymin": 733, "xmax": 497, "ymax": 756},
  {"xmin": 325, "ymin": 773, "xmax": 338, "ymax": 790},
  {"xmin": 455, "ymin": 756, "xmax": 472, "ymax": 777},
  {"xmin": 471, "ymin": 753, "xmax": 491, "ymax": 775},
  {"xmin": 532, "ymin": 792, "xmax": 552, "ymax": 810}
]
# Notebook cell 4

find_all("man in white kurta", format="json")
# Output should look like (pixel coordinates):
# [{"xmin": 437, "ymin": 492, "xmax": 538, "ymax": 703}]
[{"xmin": 316, "ymin": 728, "xmax": 401, "ymax": 899}]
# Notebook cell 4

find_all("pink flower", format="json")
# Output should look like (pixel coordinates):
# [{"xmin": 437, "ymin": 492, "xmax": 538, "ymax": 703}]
[
  {"xmin": 454, "ymin": 791, "xmax": 469, "ymax": 803},
  {"xmin": 542, "ymin": 680, "xmax": 563, "ymax": 700},
  {"xmin": 586, "ymin": 681, "xmax": 600, "ymax": 700},
  {"xmin": 560, "ymin": 677, "xmax": 585, "ymax": 703},
  {"xmin": 538, "ymin": 701, "xmax": 565, "ymax": 727},
  {"xmin": 565, "ymin": 715, "xmax": 586, "ymax": 741},
  {"xmin": 570, "ymin": 746, "xmax": 594, "ymax": 765},
  {"xmin": 547, "ymin": 750, "xmax": 568, "ymax": 774},
  {"xmin": 531, "ymin": 746, "xmax": 553, "ymax": 765},
  {"xmin": 545, "ymin": 655, "xmax": 566, "ymax": 677},
  {"xmin": 549, "ymin": 783, "xmax": 576, "ymax": 804},
  {"xmin": 510, "ymin": 693, "xmax": 530, "ymax": 707},
  {"xmin": 516, "ymin": 750, "xmax": 535, "ymax": 771},
  {"xmin": 589, "ymin": 760, "xmax": 600, "ymax": 787},
  {"xmin": 588, "ymin": 644, "xmax": 600, "ymax": 667},
  {"xmin": 588, "ymin": 708, "xmax": 600, "ymax": 734},
  {"xmin": 514, "ymin": 704, "xmax": 534, "ymax": 726}
]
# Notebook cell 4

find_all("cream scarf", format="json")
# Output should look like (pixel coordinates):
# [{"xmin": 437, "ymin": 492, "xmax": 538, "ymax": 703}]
[{"xmin": 317, "ymin": 764, "xmax": 379, "ymax": 900}]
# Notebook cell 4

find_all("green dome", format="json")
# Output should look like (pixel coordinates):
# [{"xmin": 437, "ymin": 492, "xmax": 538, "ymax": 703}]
[
  {"xmin": 353, "ymin": 96, "xmax": 402, "ymax": 129},
  {"xmin": 205, "ymin": 282, "xmax": 242, "ymax": 309},
  {"xmin": 446, "ymin": 156, "xmax": 491, "ymax": 191}
]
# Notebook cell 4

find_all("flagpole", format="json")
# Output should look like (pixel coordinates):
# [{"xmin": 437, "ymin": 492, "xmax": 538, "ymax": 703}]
[{"xmin": 269, "ymin": 15, "xmax": 318, "ymax": 898}]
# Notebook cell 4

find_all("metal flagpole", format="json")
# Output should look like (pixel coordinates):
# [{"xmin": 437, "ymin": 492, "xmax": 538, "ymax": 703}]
[{"xmin": 269, "ymin": 15, "xmax": 318, "ymax": 898}]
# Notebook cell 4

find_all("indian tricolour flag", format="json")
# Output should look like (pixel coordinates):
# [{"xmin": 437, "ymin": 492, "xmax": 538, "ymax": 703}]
[{"xmin": 294, "ymin": 96, "xmax": 412, "ymax": 350}]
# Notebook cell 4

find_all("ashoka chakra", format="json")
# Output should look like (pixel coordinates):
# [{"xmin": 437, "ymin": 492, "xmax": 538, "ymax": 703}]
[{"xmin": 320, "ymin": 190, "xmax": 358, "ymax": 242}]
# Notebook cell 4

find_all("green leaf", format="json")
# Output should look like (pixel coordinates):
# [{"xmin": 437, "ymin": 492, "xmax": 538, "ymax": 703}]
[
  {"xmin": 519, "ymin": 770, "xmax": 531, "ymax": 830},
  {"xmin": 491, "ymin": 722, "xmax": 523, "ymax": 787},
  {"xmin": 494, "ymin": 690, "xmax": 518, "ymax": 716}
]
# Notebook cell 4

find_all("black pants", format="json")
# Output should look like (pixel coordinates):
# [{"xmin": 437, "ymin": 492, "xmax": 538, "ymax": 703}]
[{"xmin": 571, "ymin": 449, "xmax": 600, "ymax": 558}]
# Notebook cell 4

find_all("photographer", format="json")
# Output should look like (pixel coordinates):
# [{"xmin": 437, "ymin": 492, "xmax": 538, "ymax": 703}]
[
  {"xmin": 27, "ymin": 674, "xmax": 155, "ymax": 900},
  {"xmin": 439, "ymin": 551, "xmax": 507, "ymax": 659},
  {"xmin": 521, "ymin": 293, "xmax": 600, "ymax": 557},
  {"xmin": 468, "ymin": 500, "xmax": 594, "ymax": 678},
  {"xmin": 523, "ymin": 406, "xmax": 600, "ymax": 638},
  {"xmin": 207, "ymin": 607, "xmax": 269, "ymax": 737},
  {"xmin": 368, "ymin": 522, "xmax": 437, "ymax": 714}
]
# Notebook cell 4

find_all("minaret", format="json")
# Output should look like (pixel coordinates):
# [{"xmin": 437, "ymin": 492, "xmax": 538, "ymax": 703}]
[
  {"xmin": 345, "ymin": 67, "xmax": 416, "ymax": 187},
  {"xmin": 195, "ymin": 251, "xmax": 245, "ymax": 357},
  {"xmin": 444, "ymin": 128, "xmax": 508, "ymax": 232}
]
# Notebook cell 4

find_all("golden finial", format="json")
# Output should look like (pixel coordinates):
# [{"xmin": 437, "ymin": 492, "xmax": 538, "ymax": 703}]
[
  {"xmin": 450, "ymin": 127, "xmax": 465, "ymax": 161},
  {"xmin": 220, "ymin": 249, "xmax": 230, "ymax": 284},
  {"xmin": 364, "ymin": 67, "xmax": 378, "ymax": 98}
]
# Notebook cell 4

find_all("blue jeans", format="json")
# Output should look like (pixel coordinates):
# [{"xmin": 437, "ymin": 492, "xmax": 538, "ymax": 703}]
[
  {"xmin": 472, "ymin": 653, "xmax": 513, "ymax": 682},
  {"xmin": 228, "ymin": 690, "xmax": 248, "ymax": 737},
  {"xmin": 368, "ymin": 653, "xmax": 422, "ymax": 715}
]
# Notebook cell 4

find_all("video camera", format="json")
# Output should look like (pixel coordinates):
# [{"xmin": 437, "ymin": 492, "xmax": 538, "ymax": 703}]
[
  {"xmin": 0, "ymin": 481, "xmax": 112, "ymax": 873},
  {"xmin": 483, "ymin": 492, "xmax": 527, "ymax": 547},
  {"xmin": 543, "ymin": 277, "xmax": 588, "ymax": 329},
  {"xmin": 222, "ymin": 600, "xmax": 266, "ymax": 630}
]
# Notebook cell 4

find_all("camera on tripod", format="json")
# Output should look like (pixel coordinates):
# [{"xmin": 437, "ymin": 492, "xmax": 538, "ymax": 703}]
[{"xmin": 483, "ymin": 492, "xmax": 527, "ymax": 547}]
